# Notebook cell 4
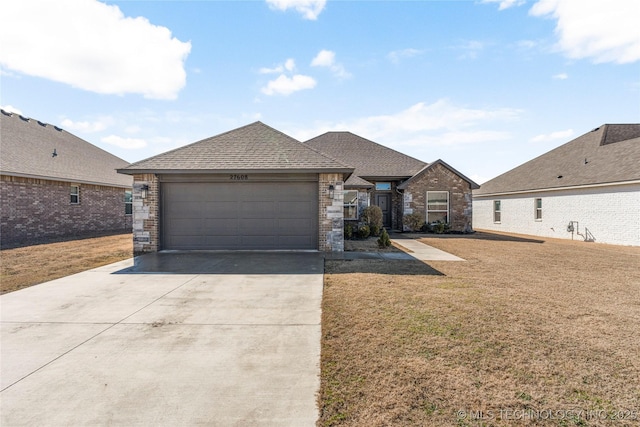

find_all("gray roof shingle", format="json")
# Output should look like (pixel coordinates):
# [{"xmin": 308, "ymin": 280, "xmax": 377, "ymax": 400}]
[
  {"xmin": 475, "ymin": 124, "xmax": 640, "ymax": 196},
  {"xmin": 0, "ymin": 109, "xmax": 132, "ymax": 187},
  {"xmin": 118, "ymin": 122, "xmax": 352, "ymax": 174},
  {"xmin": 304, "ymin": 131, "xmax": 426, "ymax": 186}
]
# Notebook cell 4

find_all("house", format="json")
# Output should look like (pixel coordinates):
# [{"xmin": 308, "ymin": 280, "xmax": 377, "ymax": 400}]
[
  {"xmin": 117, "ymin": 122, "xmax": 479, "ymax": 255},
  {"xmin": 0, "ymin": 109, "xmax": 133, "ymax": 246},
  {"xmin": 117, "ymin": 122, "xmax": 353, "ymax": 255},
  {"xmin": 473, "ymin": 124, "xmax": 640, "ymax": 246},
  {"xmin": 305, "ymin": 131, "xmax": 479, "ymax": 232}
]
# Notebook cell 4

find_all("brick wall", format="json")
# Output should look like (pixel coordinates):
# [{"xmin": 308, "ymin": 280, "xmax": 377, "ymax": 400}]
[
  {"xmin": 402, "ymin": 163, "xmax": 474, "ymax": 232},
  {"xmin": 473, "ymin": 184, "xmax": 640, "ymax": 246},
  {"xmin": 131, "ymin": 174, "xmax": 160, "ymax": 256},
  {"xmin": 1, "ymin": 175, "xmax": 132, "ymax": 246}
]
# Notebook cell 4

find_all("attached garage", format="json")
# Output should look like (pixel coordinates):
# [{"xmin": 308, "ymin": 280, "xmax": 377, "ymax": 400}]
[
  {"xmin": 118, "ymin": 122, "xmax": 352, "ymax": 255},
  {"xmin": 161, "ymin": 177, "xmax": 318, "ymax": 250}
]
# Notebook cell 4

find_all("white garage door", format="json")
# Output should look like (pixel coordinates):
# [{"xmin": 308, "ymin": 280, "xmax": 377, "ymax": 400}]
[{"xmin": 161, "ymin": 180, "xmax": 318, "ymax": 250}]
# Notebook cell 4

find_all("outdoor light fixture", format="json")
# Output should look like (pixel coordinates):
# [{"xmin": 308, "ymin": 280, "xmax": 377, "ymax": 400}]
[
  {"xmin": 328, "ymin": 184, "xmax": 335, "ymax": 199},
  {"xmin": 141, "ymin": 184, "xmax": 149, "ymax": 199}
]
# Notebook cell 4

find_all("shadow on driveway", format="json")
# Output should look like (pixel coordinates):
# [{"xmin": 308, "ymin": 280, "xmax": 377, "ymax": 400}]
[{"xmin": 115, "ymin": 251, "xmax": 325, "ymax": 275}]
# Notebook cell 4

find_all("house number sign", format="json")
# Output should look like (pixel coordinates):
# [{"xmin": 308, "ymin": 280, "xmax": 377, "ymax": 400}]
[{"xmin": 229, "ymin": 174, "xmax": 249, "ymax": 181}]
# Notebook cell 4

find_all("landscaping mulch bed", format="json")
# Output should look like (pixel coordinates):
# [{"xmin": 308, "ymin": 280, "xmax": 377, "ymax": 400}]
[{"xmin": 319, "ymin": 231, "xmax": 640, "ymax": 426}]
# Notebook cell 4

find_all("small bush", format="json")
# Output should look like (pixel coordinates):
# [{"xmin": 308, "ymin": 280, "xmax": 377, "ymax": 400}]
[
  {"xmin": 361, "ymin": 206, "xmax": 383, "ymax": 236},
  {"xmin": 432, "ymin": 221, "xmax": 450, "ymax": 234},
  {"xmin": 377, "ymin": 228, "xmax": 391, "ymax": 248},
  {"xmin": 357, "ymin": 224, "xmax": 371, "ymax": 239},
  {"xmin": 344, "ymin": 223, "xmax": 355, "ymax": 240},
  {"xmin": 403, "ymin": 212, "xmax": 424, "ymax": 232}
]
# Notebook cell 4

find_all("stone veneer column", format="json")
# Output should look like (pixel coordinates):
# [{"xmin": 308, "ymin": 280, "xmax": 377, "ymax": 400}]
[
  {"xmin": 132, "ymin": 173, "xmax": 160, "ymax": 256},
  {"xmin": 318, "ymin": 173, "xmax": 344, "ymax": 252}
]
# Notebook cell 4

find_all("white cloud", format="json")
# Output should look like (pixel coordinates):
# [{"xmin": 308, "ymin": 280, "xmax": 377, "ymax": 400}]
[
  {"xmin": 530, "ymin": 128, "xmax": 574, "ymax": 142},
  {"xmin": 0, "ymin": 0, "xmax": 191, "ymax": 99},
  {"xmin": 61, "ymin": 117, "xmax": 112, "ymax": 133},
  {"xmin": 260, "ymin": 58, "xmax": 296, "ymax": 74},
  {"xmin": 289, "ymin": 99, "xmax": 521, "ymax": 147},
  {"xmin": 552, "ymin": 73, "xmax": 568, "ymax": 80},
  {"xmin": 261, "ymin": 74, "xmax": 317, "ymax": 96},
  {"xmin": 388, "ymin": 48, "xmax": 424, "ymax": 64},
  {"xmin": 1, "ymin": 105, "xmax": 23, "ymax": 115},
  {"xmin": 482, "ymin": 0, "xmax": 526, "ymax": 10},
  {"xmin": 310, "ymin": 49, "xmax": 351, "ymax": 78},
  {"xmin": 530, "ymin": 0, "xmax": 640, "ymax": 64},
  {"xmin": 456, "ymin": 40, "xmax": 486, "ymax": 59},
  {"xmin": 265, "ymin": 0, "xmax": 326, "ymax": 20},
  {"xmin": 102, "ymin": 135, "xmax": 148, "ymax": 149}
]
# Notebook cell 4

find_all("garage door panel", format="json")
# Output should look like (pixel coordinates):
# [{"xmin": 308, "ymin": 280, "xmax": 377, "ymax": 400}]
[
  {"xmin": 162, "ymin": 181, "xmax": 317, "ymax": 250},
  {"xmin": 202, "ymin": 218, "xmax": 239, "ymax": 235},
  {"xmin": 202, "ymin": 201, "xmax": 239, "ymax": 218}
]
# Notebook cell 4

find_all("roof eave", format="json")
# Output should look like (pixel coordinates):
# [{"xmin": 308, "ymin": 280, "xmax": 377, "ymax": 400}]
[
  {"xmin": 473, "ymin": 179, "xmax": 640, "ymax": 197},
  {"xmin": 2, "ymin": 171, "xmax": 132, "ymax": 188},
  {"xmin": 117, "ymin": 167, "xmax": 354, "ymax": 175}
]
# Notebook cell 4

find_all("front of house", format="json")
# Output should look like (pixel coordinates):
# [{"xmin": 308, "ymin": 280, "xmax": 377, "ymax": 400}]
[{"xmin": 118, "ymin": 123, "xmax": 478, "ymax": 255}]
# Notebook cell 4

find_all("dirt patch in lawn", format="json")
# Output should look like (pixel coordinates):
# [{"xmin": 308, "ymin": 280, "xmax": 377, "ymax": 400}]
[
  {"xmin": 1, "ymin": 233, "xmax": 132, "ymax": 294},
  {"xmin": 319, "ymin": 231, "xmax": 640, "ymax": 426},
  {"xmin": 344, "ymin": 236, "xmax": 402, "ymax": 253}
]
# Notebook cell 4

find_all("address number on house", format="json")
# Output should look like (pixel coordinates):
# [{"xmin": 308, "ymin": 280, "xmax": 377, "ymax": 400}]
[{"xmin": 230, "ymin": 174, "xmax": 249, "ymax": 181}]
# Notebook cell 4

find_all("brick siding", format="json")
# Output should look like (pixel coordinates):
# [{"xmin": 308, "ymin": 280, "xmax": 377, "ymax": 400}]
[
  {"xmin": 1, "ymin": 175, "xmax": 132, "ymax": 246},
  {"xmin": 131, "ymin": 174, "xmax": 160, "ymax": 256},
  {"xmin": 402, "ymin": 163, "xmax": 474, "ymax": 232}
]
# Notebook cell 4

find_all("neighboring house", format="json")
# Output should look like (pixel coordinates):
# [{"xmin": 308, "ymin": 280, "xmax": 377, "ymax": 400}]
[
  {"xmin": 0, "ymin": 109, "xmax": 133, "ymax": 246},
  {"xmin": 305, "ymin": 131, "xmax": 479, "ymax": 232},
  {"xmin": 473, "ymin": 124, "xmax": 640, "ymax": 246}
]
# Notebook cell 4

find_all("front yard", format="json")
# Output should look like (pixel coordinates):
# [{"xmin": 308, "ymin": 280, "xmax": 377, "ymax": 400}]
[{"xmin": 319, "ymin": 232, "xmax": 640, "ymax": 426}]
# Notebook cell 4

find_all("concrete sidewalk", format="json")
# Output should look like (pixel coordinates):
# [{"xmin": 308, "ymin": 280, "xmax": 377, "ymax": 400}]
[
  {"xmin": 391, "ymin": 239, "xmax": 465, "ymax": 261},
  {"xmin": 1, "ymin": 252, "xmax": 323, "ymax": 426}
]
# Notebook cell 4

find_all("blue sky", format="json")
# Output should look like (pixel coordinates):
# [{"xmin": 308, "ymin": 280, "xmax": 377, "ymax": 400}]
[{"xmin": 1, "ymin": 0, "xmax": 639, "ymax": 183}]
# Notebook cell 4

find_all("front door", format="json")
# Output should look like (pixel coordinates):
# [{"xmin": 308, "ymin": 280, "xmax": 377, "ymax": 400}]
[{"xmin": 375, "ymin": 194, "xmax": 392, "ymax": 228}]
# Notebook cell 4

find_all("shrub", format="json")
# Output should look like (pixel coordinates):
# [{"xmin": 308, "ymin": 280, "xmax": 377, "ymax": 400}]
[
  {"xmin": 361, "ymin": 206, "xmax": 383, "ymax": 236},
  {"xmin": 403, "ymin": 212, "xmax": 424, "ymax": 232},
  {"xmin": 377, "ymin": 228, "xmax": 391, "ymax": 248},
  {"xmin": 357, "ymin": 224, "xmax": 371, "ymax": 239},
  {"xmin": 344, "ymin": 222, "xmax": 354, "ymax": 239},
  {"xmin": 432, "ymin": 221, "xmax": 450, "ymax": 234}
]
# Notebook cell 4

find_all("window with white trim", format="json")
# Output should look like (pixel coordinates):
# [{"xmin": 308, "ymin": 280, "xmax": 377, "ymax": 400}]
[
  {"xmin": 343, "ymin": 190, "xmax": 358, "ymax": 219},
  {"xmin": 534, "ymin": 198, "xmax": 542, "ymax": 220},
  {"xmin": 125, "ymin": 190, "xmax": 133, "ymax": 215},
  {"xmin": 70, "ymin": 185, "xmax": 79, "ymax": 204},
  {"xmin": 493, "ymin": 200, "xmax": 501, "ymax": 223},
  {"xmin": 426, "ymin": 191, "xmax": 449, "ymax": 224}
]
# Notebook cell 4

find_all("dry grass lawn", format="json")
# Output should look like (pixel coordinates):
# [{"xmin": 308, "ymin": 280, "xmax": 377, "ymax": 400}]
[
  {"xmin": 319, "ymin": 231, "xmax": 640, "ymax": 426},
  {"xmin": 1, "ymin": 233, "xmax": 132, "ymax": 294}
]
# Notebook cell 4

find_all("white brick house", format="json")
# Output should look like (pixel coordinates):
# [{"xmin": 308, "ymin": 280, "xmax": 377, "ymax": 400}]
[{"xmin": 473, "ymin": 124, "xmax": 640, "ymax": 246}]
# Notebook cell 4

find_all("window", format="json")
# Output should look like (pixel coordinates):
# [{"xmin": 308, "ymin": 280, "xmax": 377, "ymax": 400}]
[
  {"xmin": 375, "ymin": 182, "xmax": 391, "ymax": 191},
  {"xmin": 125, "ymin": 190, "xmax": 133, "ymax": 215},
  {"xmin": 493, "ymin": 200, "xmax": 501, "ymax": 223},
  {"xmin": 534, "ymin": 198, "xmax": 542, "ymax": 220},
  {"xmin": 343, "ymin": 190, "xmax": 358, "ymax": 219},
  {"xmin": 427, "ymin": 191, "xmax": 449, "ymax": 224},
  {"xmin": 70, "ymin": 185, "xmax": 79, "ymax": 204}
]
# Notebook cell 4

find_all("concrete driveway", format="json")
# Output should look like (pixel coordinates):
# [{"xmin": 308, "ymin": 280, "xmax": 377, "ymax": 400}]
[{"xmin": 1, "ymin": 252, "xmax": 324, "ymax": 426}]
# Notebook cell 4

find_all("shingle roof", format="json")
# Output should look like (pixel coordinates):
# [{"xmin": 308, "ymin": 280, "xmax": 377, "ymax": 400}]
[
  {"xmin": 118, "ymin": 122, "xmax": 353, "ymax": 174},
  {"xmin": 304, "ymin": 131, "xmax": 426, "ymax": 186},
  {"xmin": 397, "ymin": 159, "xmax": 480, "ymax": 190},
  {"xmin": 475, "ymin": 124, "xmax": 640, "ymax": 196},
  {"xmin": 0, "ymin": 109, "xmax": 132, "ymax": 187}
]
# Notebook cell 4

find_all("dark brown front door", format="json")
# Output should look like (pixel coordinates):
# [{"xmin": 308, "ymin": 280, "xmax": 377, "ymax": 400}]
[{"xmin": 375, "ymin": 194, "xmax": 392, "ymax": 228}]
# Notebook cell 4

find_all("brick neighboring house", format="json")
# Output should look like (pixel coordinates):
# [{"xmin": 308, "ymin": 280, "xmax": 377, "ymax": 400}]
[
  {"xmin": 305, "ymin": 132, "xmax": 479, "ymax": 232},
  {"xmin": 473, "ymin": 124, "xmax": 640, "ymax": 246},
  {"xmin": 0, "ymin": 109, "xmax": 133, "ymax": 246}
]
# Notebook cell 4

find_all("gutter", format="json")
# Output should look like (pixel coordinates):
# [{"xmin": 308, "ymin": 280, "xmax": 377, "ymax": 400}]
[{"xmin": 473, "ymin": 179, "xmax": 640, "ymax": 198}]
